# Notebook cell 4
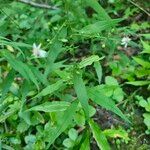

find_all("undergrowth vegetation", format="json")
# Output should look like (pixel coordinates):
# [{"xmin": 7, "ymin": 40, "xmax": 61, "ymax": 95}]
[{"xmin": 0, "ymin": 0, "xmax": 149, "ymax": 149}]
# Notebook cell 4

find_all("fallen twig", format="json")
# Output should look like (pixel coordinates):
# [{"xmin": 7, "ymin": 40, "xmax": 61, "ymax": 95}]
[{"xmin": 19, "ymin": 0, "xmax": 58, "ymax": 10}]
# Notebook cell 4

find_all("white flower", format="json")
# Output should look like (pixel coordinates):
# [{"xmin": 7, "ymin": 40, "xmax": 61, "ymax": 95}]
[
  {"xmin": 121, "ymin": 37, "xmax": 131, "ymax": 48},
  {"xmin": 32, "ymin": 43, "xmax": 47, "ymax": 58}
]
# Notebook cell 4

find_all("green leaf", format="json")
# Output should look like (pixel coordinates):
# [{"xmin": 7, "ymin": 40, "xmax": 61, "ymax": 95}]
[
  {"xmin": 74, "ymin": 110, "xmax": 85, "ymax": 126},
  {"xmin": 63, "ymin": 138, "xmax": 74, "ymax": 148},
  {"xmin": 30, "ymin": 66, "xmax": 47, "ymax": 85},
  {"xmin": 85, "ymin": 0, "xmax": 111, "ymax": 20},
  {"xmin": 140, "ymin": 34, "xmax": 150, "ymax": 39},
  {"xmin": 126, "ymin": 81, "xmax": 150, "ymax": 86},
  {"xmin": 68, "ymin": 128, "xmax": 78, "ymax": 141},
  {"xmin": 33, "ymin": 80, "xmax": 64, "ymax": 99},
  {"xmin": 89, "ymin": 119, "xmax": 111, "ymax": 150},
  {"xmin": 80, "ymin": 19, "xmax": 122, "ymax": 35},
  {"xmin": 46, "ymin": 100, "xmax": 78, "ymax": 149},
  {"xmin": 94, "ymin": 61, "xmax": 102, "ymax": 84},
  {"xmin": 0, "ymin": 109, "xmax": 17, "ymax": 123},
  {"xmin": 88, "ymin": 87, "xmax": 130, "ymax": 123},
  {"xmin": 80, "ymin": 132, "xmax": 90, "ymax": 150},
  {"xmin": 105, "ymin": 76, "xmax": 118, "ymax": 86},
  {"xmin": 25, "ymin": 135, "xmax": 36, "ymax": 144},
  {"xmin": 27, "ymin": 101, "xmax": 70, "ymax": 112},
  {"xmin": 0, "ymin": 70, "xmax": 15, "ymax": 102},
  {"xmin": 73, "ymin": 72, "xmax": 89, "ymax": 119},
  {"xmin": 3, "ymin": 51, "xmax": 39, "ymax": 89},
  {"xmin": 103, "ymin": 128, "xmax": 130, "ymax": 142},
  {"xmin": 143, "ymin": 113, "xmax": 150, "ymax": 129},
  {"xmin": 133, "ymin": 57, "xmax": 150, "ymax": 68},
  {"xmin": 113, "ymin": 87, "xmax": 124, "ymax": 102},
  {"xmin": 79, "ymin": 55, "xmax": 103, "ymax": 68},
  {"xmin": 141, "ymin": 40, "xmax": 150, "ymax": 54}
]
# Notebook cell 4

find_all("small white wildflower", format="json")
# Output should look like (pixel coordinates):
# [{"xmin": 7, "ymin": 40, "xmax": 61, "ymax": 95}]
[
  {"xmin": 121, "ymin": 36, "xmax": 131, "ymax": 48},
  {"xmin": 32, "ymin": 43, "xmax": 47, "ymax": 58}
]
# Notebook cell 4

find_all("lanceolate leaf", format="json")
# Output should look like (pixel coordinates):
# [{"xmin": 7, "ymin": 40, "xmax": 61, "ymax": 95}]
[
  {"xmin": 3, "ymin": 51, "xmax": 39, "ymax": 89},
  {"xmin": 89, "ymin": 119, "xmax": 111, "ymax": 150},
  {"xmin": 88, "ymin": 87, "xmax": 130, "ymax": 123},
  {"xmin": 126, "ymin": 81, "xmax": 150, "ymax": 86},
  {"xmin": 85, "ymin": 0, "xmax": 111, "ymax": 20},
  {"xmin": 133, "ymin": 57, "xmax": 150, "ymax": 68},
  {"xmin": 27, "ymin": 101, "xmax": 70, "ymax": 112},
  {"xmin": 46, "ymin": 100, "xmax": 78, "ymax": 149},
  {"xmin": 73, "ymin": 72, "xmax": 89, "ymax": 119},
  {"xmin": 94, "ymin": 61, "xmax": 102, "ymax": 84},
  {"xmin": 0, "ymin": 69, "xmax": 15, "ymax": 102},
  {"xmin": 33, "ymin": 80, "xmax": 64, "ymax": 99},
  {"xmin": 79, "ymin": 55, "xmax": 103, "ymax": 68},
  {"xmin": 80, "ymin": 19, "xmax": 122, "ymax": 35}
]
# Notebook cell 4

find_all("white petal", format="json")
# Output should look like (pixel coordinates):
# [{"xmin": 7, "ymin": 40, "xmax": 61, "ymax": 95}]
[
  {"xmin": 37, "ymin": 43, "xmax": 41, "ymax": 49},
  {"xmin": 39, "ymin": 50, "xmax": 47, "ymax": 58},
  {"xmin": 33, "ymin": 43, "xmax": 37, "ymax": 49}
]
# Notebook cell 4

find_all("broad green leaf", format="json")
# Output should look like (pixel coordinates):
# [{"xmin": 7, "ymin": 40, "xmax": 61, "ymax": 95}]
[
  {"xmin": 3, "ymin": 51, "xmax": 39, "ymax": 89},
  {"xmin": 79, "ymin": 55, "xmax": 104, "ymax": 68},
  {"xmin": 80, "ymin": 19, "xmax": 122, "ymax": 35},
  {"xmin": 89, "ymin": 119, "xmax": 111, "ymax": 150},
  {"xmin": 126, "ymin": 81, "xmax": 150, "ymax": 86},
  {"xmin": 88, "ymin": 87, "xmax": 130, "ymax": 123},
  {"xmin": 33, "ymin": 80, "xmax": 64, "ymax": 99},
  {"xmin": 28, "ymin": 101, "xmax": 70, "ymax": 112},
  {"xmin": 46, "ymin": 100, "xmax": 78, "ymax": 149},
  {"xmin": 73, "ymin": 72, "xmax": 89, "ymax": 119},
  {"xmin": 85, "ymin": 0, "xmax": 111, "ymax": 20},
  {"xmin": 94, "ymin": 61, "xmax": 102, "ymax": 84},
  {"xmin": 0, "ymin": 70, "xmax": 15, "ymax": 102},
  {"xmin": 133, "ymin": 57, "xmax": 150, "ymax": 68}
]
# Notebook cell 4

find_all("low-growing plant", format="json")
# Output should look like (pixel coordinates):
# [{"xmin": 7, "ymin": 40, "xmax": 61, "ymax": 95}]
[{"xmin": 0, "ymin": 0, "xmax": 149, "ymax": 149}]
